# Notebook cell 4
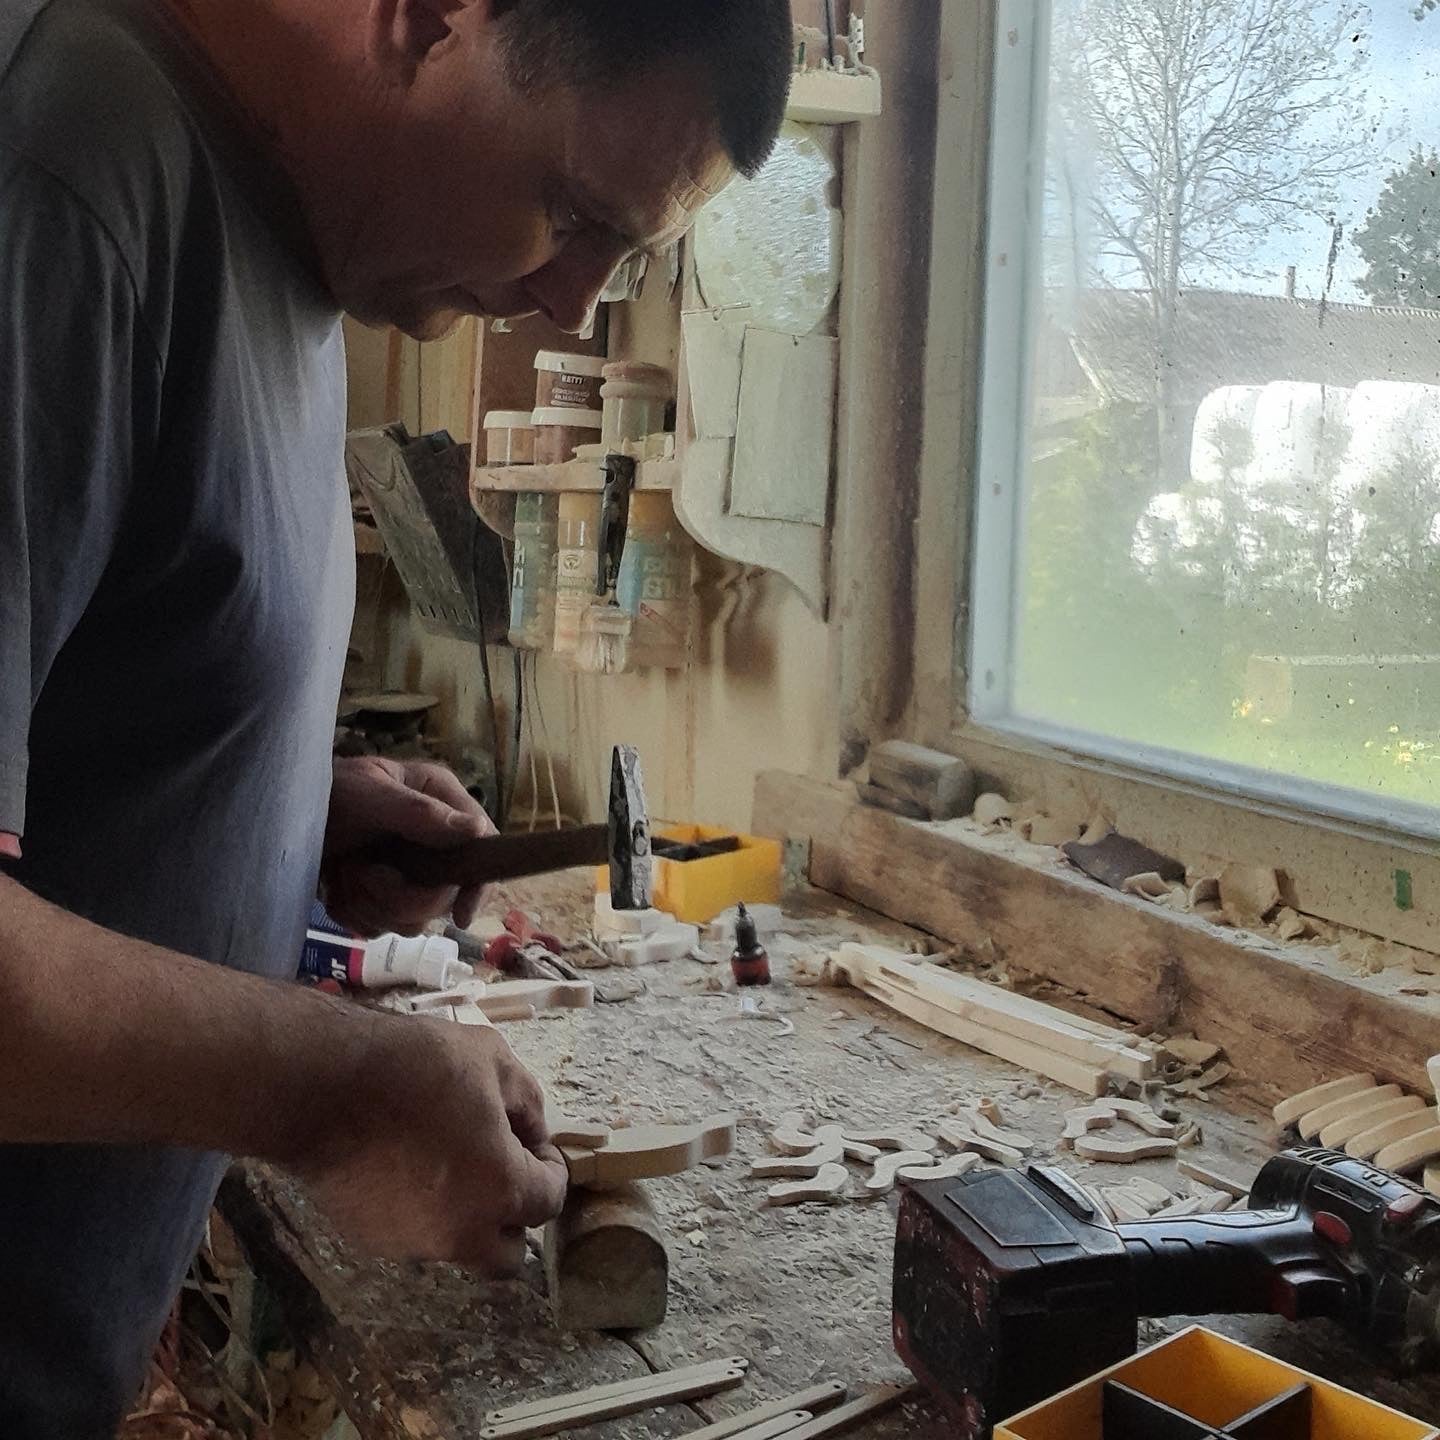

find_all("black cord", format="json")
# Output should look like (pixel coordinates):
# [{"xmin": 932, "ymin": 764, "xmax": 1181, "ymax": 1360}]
[
  {"xmin": 470, "ymin": 518, "xmax": 506, "ymax": 828},
  {"xmin": 508, "ymin": 648, "xmax": 523, "ymax": 824}
]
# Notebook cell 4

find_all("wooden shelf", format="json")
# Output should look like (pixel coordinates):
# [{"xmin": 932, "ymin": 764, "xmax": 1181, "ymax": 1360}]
[
  {"xmin": 472, "ymin": 457, "xmax": 678, "ymax": 495},
  {"xmin": 786, "ymin": 68, "xmax": 882, "ymax": 124}
]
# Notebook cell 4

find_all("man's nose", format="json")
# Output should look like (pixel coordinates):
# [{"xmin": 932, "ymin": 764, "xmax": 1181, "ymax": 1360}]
[{"xmin": 524, "ymin": 246, "xmax": 628, "ymax": 334}]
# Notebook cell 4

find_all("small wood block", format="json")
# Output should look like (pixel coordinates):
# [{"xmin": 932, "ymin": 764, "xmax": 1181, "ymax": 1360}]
[
  {"xmin": 813, "ymin": 1124, "xmax": 883, "ymax": 1164},
  {"xmin": 725, "ymin": 1415, "xmax": 815, "ymax": 1440},
  {"xmin": 1125, "ymin": 1177, "xmax": 1174, "ymax": 1208},
  {"xmin": 1176, "ymin": 1159, "xmax": 1253, "ymax": 1199},
  {"xmin": 478, "ymin": 978, "xmax": 595, "ymax": 1014},
  {"xmin": 1298, "ymin": 1083, "xmax": 1401, "ymax": 1141},
  {"xmin": 1162, "ymin": 1036, "xmax": 1223, "ymax": 1068},
  {"xmin": 542, "ymin": 1183, "xmax": 667, "ymax": 1331},
  {"xmin": 682, "ymin": 1383, "xmax": 849, "ymax": 1440},
  {"xmin": 1073, "ymin": 1135, "xmax": 1179, "ymax": 1163},
  {"xmin": 895, "ymin": 1153, "xmax": 983, "ymax": 1184},
  {"xmin": 1106, "ymin": 1098, "xmax": 1179, "ymax": 1138},
  {"xmin": 1273, "ymin": 1073, "xmax": 1375, "ymax": 1128},
  {"xmin": 467, "ymin": 1001, "xmax": 537, "ymax": 1024},
  {"xmin": 936, "ymin": 1120, "xmax": 1024, "ymax": 1167},
  {"xmin": 548, "ymin": 1118, "xmax": 610, "ymax": 1150},
  {"xmin": 750, "ymin": 1134, "xmax": 845, "ymax": 1178},
  {"xmin": 1319, "ymin": 1094, "xmax": 1424, "ymax": 1150},
  {"xmin": 774, "ymin": 1387, "xmax": 915, "ymax": 1440},
  {"xmin": 1102, "ymin": 1187, "xmax": 1152, "ymax": 1222},
  {"xmin": 1062, "ymin": 1105, "xmax": 1119, "ymax": 1146},
  {"xmin": 1346, "ymin": 1108, "xmax": 1435, "ymax": 1161},
  {"xmin": 840, "ymin": 1124, "xmax": 936, "ymax": 1153},
  {"xmin": 765, "ymin": 1163, "xmax": 849, "ymax": 1206},
  {"xmin": 864, "ymin": 1150, "xmax": 940, "ymax": 1195},
  {"xmin": 487, "ymin": 1358, "xmax": 746, "ymax": 1425},
  {"xmin": 1374, "ymin": 1126, "xmax": 1440, "ymax": 1175},
  {"xmin": 867, "ymin": 740, "xmax": 977, "ymax": 820},
  {"xmin": 562, "ymin": 1115, "xmax": 736, "ymax": 1187}
]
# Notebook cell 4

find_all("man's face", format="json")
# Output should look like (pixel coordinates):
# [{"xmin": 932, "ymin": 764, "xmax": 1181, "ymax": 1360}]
[{"xmin": 330, "ymin": 20, "xmax": 733, "ymax": 341}]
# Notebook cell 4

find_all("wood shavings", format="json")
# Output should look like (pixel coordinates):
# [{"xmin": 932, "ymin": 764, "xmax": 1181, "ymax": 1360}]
[
  {"xmin": 1217, "ymin": 863, "xmax": 1282, "ymax": 928},
  {"xmin": 972, "ymin": 793, "xmax": 1014, "ymax": 828},
  {"xmin": 1161, "ymin": 1036, "xmax": 1223, "ymax": 1068}
]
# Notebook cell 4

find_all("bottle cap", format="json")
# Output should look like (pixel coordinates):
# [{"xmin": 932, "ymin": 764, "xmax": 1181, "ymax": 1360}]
[
  {"xmin": 735, "ymin": 903, "xmax": 760, "ymax": 955},
  {"xmin": 414, "ymin": 936, "xmax": 474, "ymax": 992}
]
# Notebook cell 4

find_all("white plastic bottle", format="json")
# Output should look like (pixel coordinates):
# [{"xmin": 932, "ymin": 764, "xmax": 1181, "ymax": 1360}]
[{"xmin": 300, "ymin": 904, "xmax": 473, "ymax": 991}]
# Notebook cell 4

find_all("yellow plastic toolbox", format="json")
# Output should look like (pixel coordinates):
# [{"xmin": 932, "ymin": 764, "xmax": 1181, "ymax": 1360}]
[
  {"xmin": 596, "ymin": 824, "xmax": 782, "ymax": 924},
  {"xmin": 995, "ymin": 1326, "xmax": 1438, "ymax": 1440}
]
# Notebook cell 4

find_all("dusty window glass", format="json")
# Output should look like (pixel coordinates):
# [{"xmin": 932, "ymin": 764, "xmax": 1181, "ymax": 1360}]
[{"xmin": 980, "ymin": 0, "xmax": 1440, "ymax": 824}]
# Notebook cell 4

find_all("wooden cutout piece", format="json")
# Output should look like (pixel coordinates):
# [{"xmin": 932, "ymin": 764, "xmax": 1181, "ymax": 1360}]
[
  {"xmin": 486, "ymin": 1358, "xmax": 747, "ymax": 1424},
  {"xmin": 722, "ymin": 1416, "xmax": 814, "ymax": 1440},
  {"xmin": 959, "ymin": 1110, "xmax": 1035, "ymax": 1153},
  {"xmin": 1062, "ymin": 1105, "xmax": 1119, "ymax": 1145},
  {"xmin": 1102, "ymin": 1187, "xmax": 1153, "ymax": 1222},
  {"xmin": 477, "ymin": 978, "xmax": 595, "ymax": 1014},
  {"xmin": 548, "ymin": 1118, "xmax": 610, "ymax": 1150},
  {"xmin": 1273, "ymin": 1073, "xmax": 1375, "ymax": 1127},
  {"xmin": 1375, "ymin": 1126, "xmax": 1440, "ymax": 1175},
  {"xmin": 750, "ymin": 1134, "xmax": 845, "ymax": 1178},
  {"xmin": 1105, "ymin": 1098, "xmax": 1179, "ymax": 1138},
  {"xmin": 1176, "ymin": 1159, "xmax": 1253, "ymax": 1199},
  {"xmin": 1346, "ymin": 1108, "xmax": 1435, "ymax": 1161},
  {"xmin": 769, "ymin": 1113, "xmax": 818, "ymax": 1155},
  {"xmin": 765, "ymin": 1163, "xmax": 848, "ymax": 1206},
  {"xmin": 813, "ymin": 1124, "xmax": 883, "ymax": 1164},
  {"xmin": 976, "ymin": 1096, "xmax": 1004, "ymax": 1125},
  {"xmin": 1073, "ymin": 1135, "xmax": 1179, "ymax": 1163},
  {"xmin": 777, "ymin": 1386, "xmax": 916, "ymax": 1439},
  {"xmin": 682, "ymin": 1383, "xmax": 849, "ymax": 1440},
  {"xmin": 840, "ymin": 1123, "xmax": 936, "ymax": 1153},
  {"xmin": 864, "ymin": 1150, "xmax": 940, "ymax": 1195},
  {"xmin": 562, "ymin": 1115, "xmax": 736, "ymax": 1187},
  {"xmin": 481, "ymin": 1364, "xmax": 746, "ymax": 1439},
  {"xmin": 937, "ymin": 1119, "xmax": 1024, "ymax": 1167},
  {"xmin": 1319, "ymin": 1094, "xmax": 1424, "ymax": 1149},
  {"xmin": 896, "ymin": 1153, "xmax": 983, "ymax": 1184},
  {"xmin": 1298, "ymin": 1083, "xmax": 1401, "ymax": 1141}
]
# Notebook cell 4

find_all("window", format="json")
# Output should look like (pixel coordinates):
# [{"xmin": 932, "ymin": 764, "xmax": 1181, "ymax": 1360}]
[{"xmin": 971, "ymin": 0, "xmax": 1440, "ymax": 836}]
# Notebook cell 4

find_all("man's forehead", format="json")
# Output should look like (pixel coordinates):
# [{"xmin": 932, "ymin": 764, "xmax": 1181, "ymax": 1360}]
[{"xmin": 574, "ymin": 134, "xmax": 733, "ymax": 254}]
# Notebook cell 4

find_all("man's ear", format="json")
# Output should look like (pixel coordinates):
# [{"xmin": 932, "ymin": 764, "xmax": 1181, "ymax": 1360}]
[{"xmin": 367, "ymin": 0, "xmax": 497, "ymax": 85}]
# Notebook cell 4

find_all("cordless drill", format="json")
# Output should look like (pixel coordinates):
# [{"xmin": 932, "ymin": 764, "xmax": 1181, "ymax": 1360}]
[{"xmin": 892, "ymin": 1147, "xmax": 1440, "ymax": 1438}]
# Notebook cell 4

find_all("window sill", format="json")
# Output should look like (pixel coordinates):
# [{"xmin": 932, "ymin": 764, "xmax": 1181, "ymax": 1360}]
[{"xmin": 754, "ymin": 769, "xmax": 1440, "ymax": 1101}]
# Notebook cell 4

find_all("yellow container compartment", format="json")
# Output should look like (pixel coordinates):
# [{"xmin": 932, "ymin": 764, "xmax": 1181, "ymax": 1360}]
[
  {"xmin": 595, "ymin": 824, "xmax": 782, "ymax": 924},
  {"xmin": 996, "ymin": 1326, "xmax": 1438, "ymax": 1440}
]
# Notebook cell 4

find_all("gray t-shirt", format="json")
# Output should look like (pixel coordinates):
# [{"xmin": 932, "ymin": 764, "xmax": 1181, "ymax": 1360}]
[{"xmin": 0, "ymin": 0, "xmax": 353, "ymax": 1431}]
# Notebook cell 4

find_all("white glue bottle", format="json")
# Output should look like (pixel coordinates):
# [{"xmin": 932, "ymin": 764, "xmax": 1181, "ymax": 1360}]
[{"xmin": 299, "ymin": 902, "xmax": 474, "ymax": 991}]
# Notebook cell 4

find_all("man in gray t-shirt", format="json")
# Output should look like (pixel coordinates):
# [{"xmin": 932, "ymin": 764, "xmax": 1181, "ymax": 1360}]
[{"xmin": 0, "ymin": 1, "xmax": 788, "ymax": 1433}]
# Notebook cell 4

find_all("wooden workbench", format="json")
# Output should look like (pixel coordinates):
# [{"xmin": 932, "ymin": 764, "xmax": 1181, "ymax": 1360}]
[{"xmin": 222, "ymin": 871, "xmax": 1440, "ymax": 1439}]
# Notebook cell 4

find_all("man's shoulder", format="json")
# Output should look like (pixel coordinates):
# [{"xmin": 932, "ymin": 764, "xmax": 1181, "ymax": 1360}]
[{"xmin": 0, "ymin": 0, "xmax": 209, "ymax": 264}]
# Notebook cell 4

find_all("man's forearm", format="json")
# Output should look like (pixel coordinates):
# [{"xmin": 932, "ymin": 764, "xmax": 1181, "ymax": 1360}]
[{"xmin": 0, "ymin": 872, "xmax": 381, "ymax": 1161}]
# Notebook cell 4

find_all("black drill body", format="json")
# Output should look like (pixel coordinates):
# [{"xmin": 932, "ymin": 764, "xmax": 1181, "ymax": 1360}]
[{"xmin": 892, "ymin": 1148, "xmax": 1440, "ymax": 1438}]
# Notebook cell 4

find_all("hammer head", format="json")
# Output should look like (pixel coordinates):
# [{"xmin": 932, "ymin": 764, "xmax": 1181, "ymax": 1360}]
[{"xmin": 608, "ymin": 744, "xmax": 653, "ymax": 911}]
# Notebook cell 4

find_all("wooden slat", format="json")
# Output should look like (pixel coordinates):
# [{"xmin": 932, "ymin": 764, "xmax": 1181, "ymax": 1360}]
[{"xmin": 754, "ymin": 773, "xmax": 1440, "ymax": 1099}]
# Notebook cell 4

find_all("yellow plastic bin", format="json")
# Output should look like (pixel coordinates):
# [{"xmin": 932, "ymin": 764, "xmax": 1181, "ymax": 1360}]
[
  {"xmin": 996, "ymin": 1326, "xmax": 1438, "ymax": 1440},
  {"xmin": 596, "ymin": 824, "xmax": 782, "ymax": 924}
]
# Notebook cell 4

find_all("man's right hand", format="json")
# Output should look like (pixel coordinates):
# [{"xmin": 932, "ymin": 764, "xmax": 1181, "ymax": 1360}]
[{"xmin": 293, "ymin": 1018, "xmax": 569, "ymax": 1276}]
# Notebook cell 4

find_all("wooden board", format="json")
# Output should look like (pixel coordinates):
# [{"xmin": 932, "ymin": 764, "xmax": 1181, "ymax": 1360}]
[
  {"xmin": 754, "ymin": 773, "xmax": 1440, "ymax": 1099},
  {"xmin": 562, "ymin": 1115, "xmax": 736, "ymax": 1187}
]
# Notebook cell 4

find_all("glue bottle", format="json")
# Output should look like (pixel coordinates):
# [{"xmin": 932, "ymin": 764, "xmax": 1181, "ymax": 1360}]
[
  {"xmin": 730, "ymin": 904, "xmax": 771, "ymax": 987},
  {"xmin": 299, "ymin": 903, "xmax": 474, "ymax": 991}
]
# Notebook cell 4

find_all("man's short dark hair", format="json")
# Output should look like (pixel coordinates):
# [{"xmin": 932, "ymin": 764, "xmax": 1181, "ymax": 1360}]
[{"xmin": 497, "ymin": 2, "xmax": 793, "ymax": 178}]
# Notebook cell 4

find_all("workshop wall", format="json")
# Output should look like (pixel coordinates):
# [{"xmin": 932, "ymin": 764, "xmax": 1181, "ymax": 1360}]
[{"xmin": 343, "ymin": 318, "xmax": 840, "ymax": 829}]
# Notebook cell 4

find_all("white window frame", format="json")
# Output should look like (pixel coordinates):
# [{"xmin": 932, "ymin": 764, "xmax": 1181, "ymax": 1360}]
[
  {"xmin": 962, "ymin": 0, "xmax": 1440, "ymax": 846},
  {"xmin": 895, "ymin": 0, "xmax": 1440, "ymax": 954}
]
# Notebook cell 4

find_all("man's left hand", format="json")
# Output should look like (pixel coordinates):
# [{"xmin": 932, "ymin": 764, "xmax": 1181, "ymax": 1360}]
[{"xmin": 322, "ymin": 756, "xmax": 494, "ymax": 936}]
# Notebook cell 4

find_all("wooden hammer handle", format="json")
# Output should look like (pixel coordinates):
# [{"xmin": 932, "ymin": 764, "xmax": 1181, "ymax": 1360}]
[{"xmin": 365, "ymin": 825, "xmax": 609, "ymax": 889}]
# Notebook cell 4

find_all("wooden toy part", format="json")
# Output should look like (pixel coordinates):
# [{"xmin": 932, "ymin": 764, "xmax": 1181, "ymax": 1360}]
[
  {"xmin": 765, "ymin": 1163, "xmax": 849, "ymax": 1206},
  {"xmin": 683, "ymin": 1383, "xmax": 849, "ymax": 1440},
  {"xmin": 1374, "ymin": 1126, "xmax": 1440, "ymax": 1175},
  {"xmin": 1062, "ymin": 1105, "xmax": 1119, "ymax": 1145},
  {"xmin": 777, "ymin": 1386, "xmax": 916, "ymax": 1440},
  {"xmin": 547, "ymin": 1118, "xmax": 610, "ymax": 1150},
  {"xmin": 1103, "ymin": 1187, "xmax": 1152, "ymax": 1222},
  {"xmin": 1298, "ymin": 1082, "xmax": 1402, "ymax": 1141},
  {"xmin": 959, "ymin": 1110, "xmax": 1035, "ymax": 1152},
  {"xmin": 840, "ymin": 1123, "xmax": 936, "ymax": 1153},
  {"xmin": 485, "ymin": 1358, "xmax": 746, "ymax": 1425},
  {"xmin": 936, "ymin": 1119, "xmax": 1024, "ymax": 1167},
  {"xmin": 864, "ymin": 1150, "xmax": 939, "ymax": 1195},
  {"xmin": 477, "ymin": 978, "xmax": 594, "ymax": 1015},
  {"xmin": 895, "ymin": 1153, "xmax": 983, "ymax": 1184},
  {"xmin": 1272, "ymin": 1072, "xmax": 1375, "ymax": 1128},
  {"xmin": 769, "ymin": 1113, "xmax": 818, "ymax": 1155},
  {"xmin": 1073, "ymin": 1134, "xmax": 1179, "ymax": 1163},
  {"xmin": 1346, "ymin": 1107, "xmax": 1435, "ymax": 1161},
  {"xmin": 562, "ymin": 1115, "xmax": 737, "ymax": 1187},
  {"xmin": 461, "ymin": 1000, "xmax": 534, "ymax": 1024},
  {"xmin": 1319, "ymin": 1093, "xmax": 1425, "ymax": 1150},
  {"xmin": 750, "ymin": 1133, "xmax": 845, "ymax": 1178},
  {"xmin": 813, "ymin": 1124, "xmax": 883, "ymax": 1164},
  {"xmin": 1176, "ymin": 1159, "xmax": 1253, "ymax": 1199},
  {"xmin": 975, "ymin": 1096, "xmax": 1004, "ymax": 1125},
  {"xmin": 482, "ymin": 1361, "xmax": 747, "ymax": 1439},
  {"xmin": 1106, "ymin": 1098, "xmax": 1179, "ymax": 1139},
  {"xmin": 720, "ymin": 1415, "xmax": 814, "ymax": 1440}
]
